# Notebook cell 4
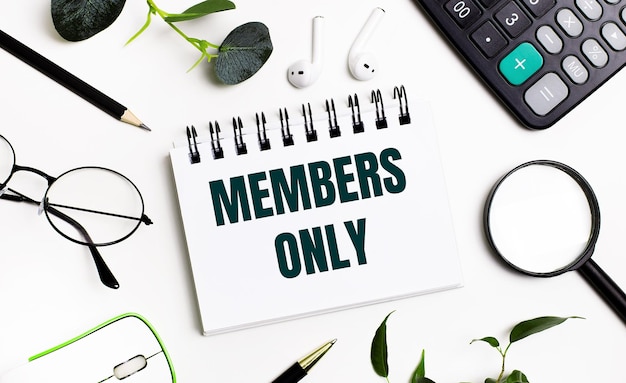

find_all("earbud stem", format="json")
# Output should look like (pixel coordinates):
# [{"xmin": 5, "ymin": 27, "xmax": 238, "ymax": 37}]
[
  {"xmin": 349, "ymin": 7, "xmax": 385, "ymax": 61},
  {"xmin": 311, "ymin": 16, "xmax": 324, "ymax": 65}
]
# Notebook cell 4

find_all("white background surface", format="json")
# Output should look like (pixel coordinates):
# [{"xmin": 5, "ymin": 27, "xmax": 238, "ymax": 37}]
[{"xmin": 0, "ymin": 0, "xmax": 624, "ymax": 382}]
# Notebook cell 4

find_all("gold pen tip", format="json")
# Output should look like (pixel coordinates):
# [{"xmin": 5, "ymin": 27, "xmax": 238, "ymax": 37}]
[{"xmin": 299, "ymin": 338, "xmax": 337, "ymax": 372}]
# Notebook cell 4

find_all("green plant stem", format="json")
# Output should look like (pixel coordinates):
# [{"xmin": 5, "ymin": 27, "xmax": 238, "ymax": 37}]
[
  {"xmin": 142, "ymin": 0, "xmax": 219, "ymax": 59},
  {"xmin": 496, "ymin": 344, "xmax": 512, "ymax": 383}
]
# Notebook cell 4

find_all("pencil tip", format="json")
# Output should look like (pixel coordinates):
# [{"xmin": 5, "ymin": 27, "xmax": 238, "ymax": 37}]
[{"xmin": 120, "ymin": 109, "xmax": 151, "ymax": 131}]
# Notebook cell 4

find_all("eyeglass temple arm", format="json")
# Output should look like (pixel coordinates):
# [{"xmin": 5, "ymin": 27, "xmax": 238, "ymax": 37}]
[
  {"xmin": 45, "ymin": 205, "xmax": 120, "ymax": 289},
  {"xmin": 1, "ymin": 191, "xmax": 120, "ymax": 289},
  {"xmin": 0, "ymin": 193, "xmax": 24, "ymax": 202},
  {"xmin": 86, "ymin": 245, "xmax": 120, "ymax": 289}
]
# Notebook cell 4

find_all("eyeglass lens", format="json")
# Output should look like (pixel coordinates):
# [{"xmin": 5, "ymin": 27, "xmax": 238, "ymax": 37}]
[
  {"xmin": 0, "ymin": 136, "xmax": 15, "ymax": 186},
  {"xmin": 45, "ymin": 167, "xmax": 145, "ymax": 247}
]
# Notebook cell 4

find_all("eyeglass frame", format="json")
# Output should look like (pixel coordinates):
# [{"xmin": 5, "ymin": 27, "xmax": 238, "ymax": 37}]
[{"xmin": 0, "ymin": 134, "xmax": 152, "ymax": 289}]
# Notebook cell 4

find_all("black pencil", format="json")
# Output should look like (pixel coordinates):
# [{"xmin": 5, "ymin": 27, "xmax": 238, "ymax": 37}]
[{"xmin": 0, "ymin": 29, "xmax": 150, "ymax": 131}]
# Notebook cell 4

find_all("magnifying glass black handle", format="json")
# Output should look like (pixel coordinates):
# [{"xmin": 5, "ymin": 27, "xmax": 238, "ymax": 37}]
[{"xmin": 578, "ymin": 258, "xmax": 626, "ymax": 324}]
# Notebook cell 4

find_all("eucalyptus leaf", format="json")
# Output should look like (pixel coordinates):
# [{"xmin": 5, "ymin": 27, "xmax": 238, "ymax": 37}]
[
  {"xmin": 470, "ymin": 336, "xmax": 500, "ymax": 348},
  {"xmin": 214, "ymin": 22, "xmax": 273, "ymax": 84},
  {"xmin": 505, "ymin": 370, "xmax": 529, "ymax": 383},
  {"xmin": 509, "ymin": 316, "xmax": 582, "ymax": 343},
  {"xmin": 485, "ymin": 379, "xmax": 497, "ymax": 383},
  {"xmin": 371, "ymin": 311, "xmax": 394, "ymax": 378},
  {"xmin": 164, "ymin": 0, "xmax": 236, "ymax": 22},
  {"xmin": 51, "ymin": 0, "xmax": 126, "ymax": 41}
]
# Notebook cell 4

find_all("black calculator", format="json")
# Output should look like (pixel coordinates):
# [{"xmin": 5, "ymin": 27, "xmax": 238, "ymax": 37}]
[{"xmin": 416, "ymin": 0, "xmax": 626, "ymax": 129}]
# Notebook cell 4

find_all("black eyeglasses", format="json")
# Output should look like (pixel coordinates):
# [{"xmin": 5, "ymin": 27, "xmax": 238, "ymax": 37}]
[{"xmin": 0, "ymin": 135, "xmax": 152, "ymax": 289}]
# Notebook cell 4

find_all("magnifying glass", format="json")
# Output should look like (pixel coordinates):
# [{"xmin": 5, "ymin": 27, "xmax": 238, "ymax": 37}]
[{"xmin": 484, "ymin": 160, "xmax": 626, "ymax": 324}]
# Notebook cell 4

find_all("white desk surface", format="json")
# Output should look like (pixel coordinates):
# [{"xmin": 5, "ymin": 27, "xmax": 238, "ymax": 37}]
[{"xmin": 0, "ymin": 1, "xmax": 624, "ymax": 381}]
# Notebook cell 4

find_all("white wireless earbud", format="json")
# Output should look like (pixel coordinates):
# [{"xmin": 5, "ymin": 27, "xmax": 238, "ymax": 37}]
[
  {"xmin": 288, "ymin": 16, "xmax": 324, "ymax": 88},
  {"xmin": 349, "ymin": 7, "xmax": 385, "ymax": 81}
]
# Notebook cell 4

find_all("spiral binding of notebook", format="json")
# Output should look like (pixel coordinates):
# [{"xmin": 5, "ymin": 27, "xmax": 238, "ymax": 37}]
[
  {"xmin": 169, "ymin": 84, "xmax": 462, "ymax": 336},
  {"xmin": 183, "ymin": 85, "xmax": 411, "ymax": 165}
]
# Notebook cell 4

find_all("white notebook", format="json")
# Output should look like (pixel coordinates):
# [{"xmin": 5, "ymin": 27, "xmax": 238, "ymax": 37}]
[{"xmin": 169, "ymin": 85, "xmax": 463, "ymax": 335}]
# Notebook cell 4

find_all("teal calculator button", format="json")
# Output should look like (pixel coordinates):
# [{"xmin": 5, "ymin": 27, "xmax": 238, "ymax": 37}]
[{"xmin": 499, "ymin": 43, "xmax": 543, "ymax": 86}]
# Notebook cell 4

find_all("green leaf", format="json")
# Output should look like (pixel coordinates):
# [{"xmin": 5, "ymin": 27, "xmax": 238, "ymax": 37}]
[
  {"xmin": 214, "ymin": 22, "xmax": 273, "ymax": 84},
  {"xmin": 415, "ymin": 378, "xmax": 437, "ymax": 383},
  {"xmin": 485, "ymin": 379, "xmax": 498, "ymax": 383},
  {"xmin": 371, "ymin": 311, "xmax": 394, "ymax": 378},
  {"xmin": 505, "ymin": 370, "xmax": 529, "ymax": 383},
  {"xmin": 164, "ymin": 0, "xmax": 236, "ymax": 22},
  {"xmin": 51, "ymin": 0, "xmax": 126, "ymax": 41},
  {"xmin": 470, "ymin": 336, "xmax": 500, "ymax": 348},
  {"xmin": 411, "ymin": 349, "xmax": 426, "ymax": 383},
  {"xmin": 509, "ymin": 316, "xmax": 582, "ymax": 343}
]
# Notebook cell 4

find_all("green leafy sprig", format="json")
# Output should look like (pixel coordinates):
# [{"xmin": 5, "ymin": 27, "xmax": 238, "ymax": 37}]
[
  {"xmin": 51, "ymin": 0, "xmax": 273, "ymax": 84},
  {"xmin": 371, "ymin": 312, "xmax": 582, "ymax": 383},
  {"xmin": 126, "ymin": 0, "xmax": 230, "ymax": 70}
]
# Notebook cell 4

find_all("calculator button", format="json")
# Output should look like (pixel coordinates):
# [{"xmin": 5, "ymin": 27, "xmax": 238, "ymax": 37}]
[
  {"xmin": 601, "ymin": 22, "xmax": 626, "ymax": 50},
  {"xmin": 524, "ymin": 73, "xmax": 569, "ymax": 116},
  {"xmin": 576, "ymin": 0, "xmax": 603, "ymax": 20},
  {"xmin": 557, "ymin": 8, "xmax": 584, "ymax": 37},
  {"xmin": 537, "ymin": 25, "xmax": 563, "ymax": 54},
  {"xmin": 471, "ymin": 22, "xmax": 508, "ymax": 57},
  {"xmin": 499, "ymin": 42, "xmax": 544, "ymax": 85},
  {"xmin": 562, "ymin": 55, "xmax": 589, "ymax": 84},
  {"xmin": 495, "ymin": 2, "xmax": 532, "ymax": 38},
  {"xmin": 582, "ymin": 38, "xmax": 609, "ymax": 67},
  {"xmin": 520, "ymin": 0, "xmax": 556, "ymax": 17},
  {"xmin": 445, "ymin": 0, "xmax": 482, "ymax": 28}
]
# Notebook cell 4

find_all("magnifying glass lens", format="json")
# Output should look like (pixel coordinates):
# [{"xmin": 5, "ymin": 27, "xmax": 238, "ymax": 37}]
[{"xmin": 487, "ymin": 164, "xmax": 593, "ymax": 274}]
